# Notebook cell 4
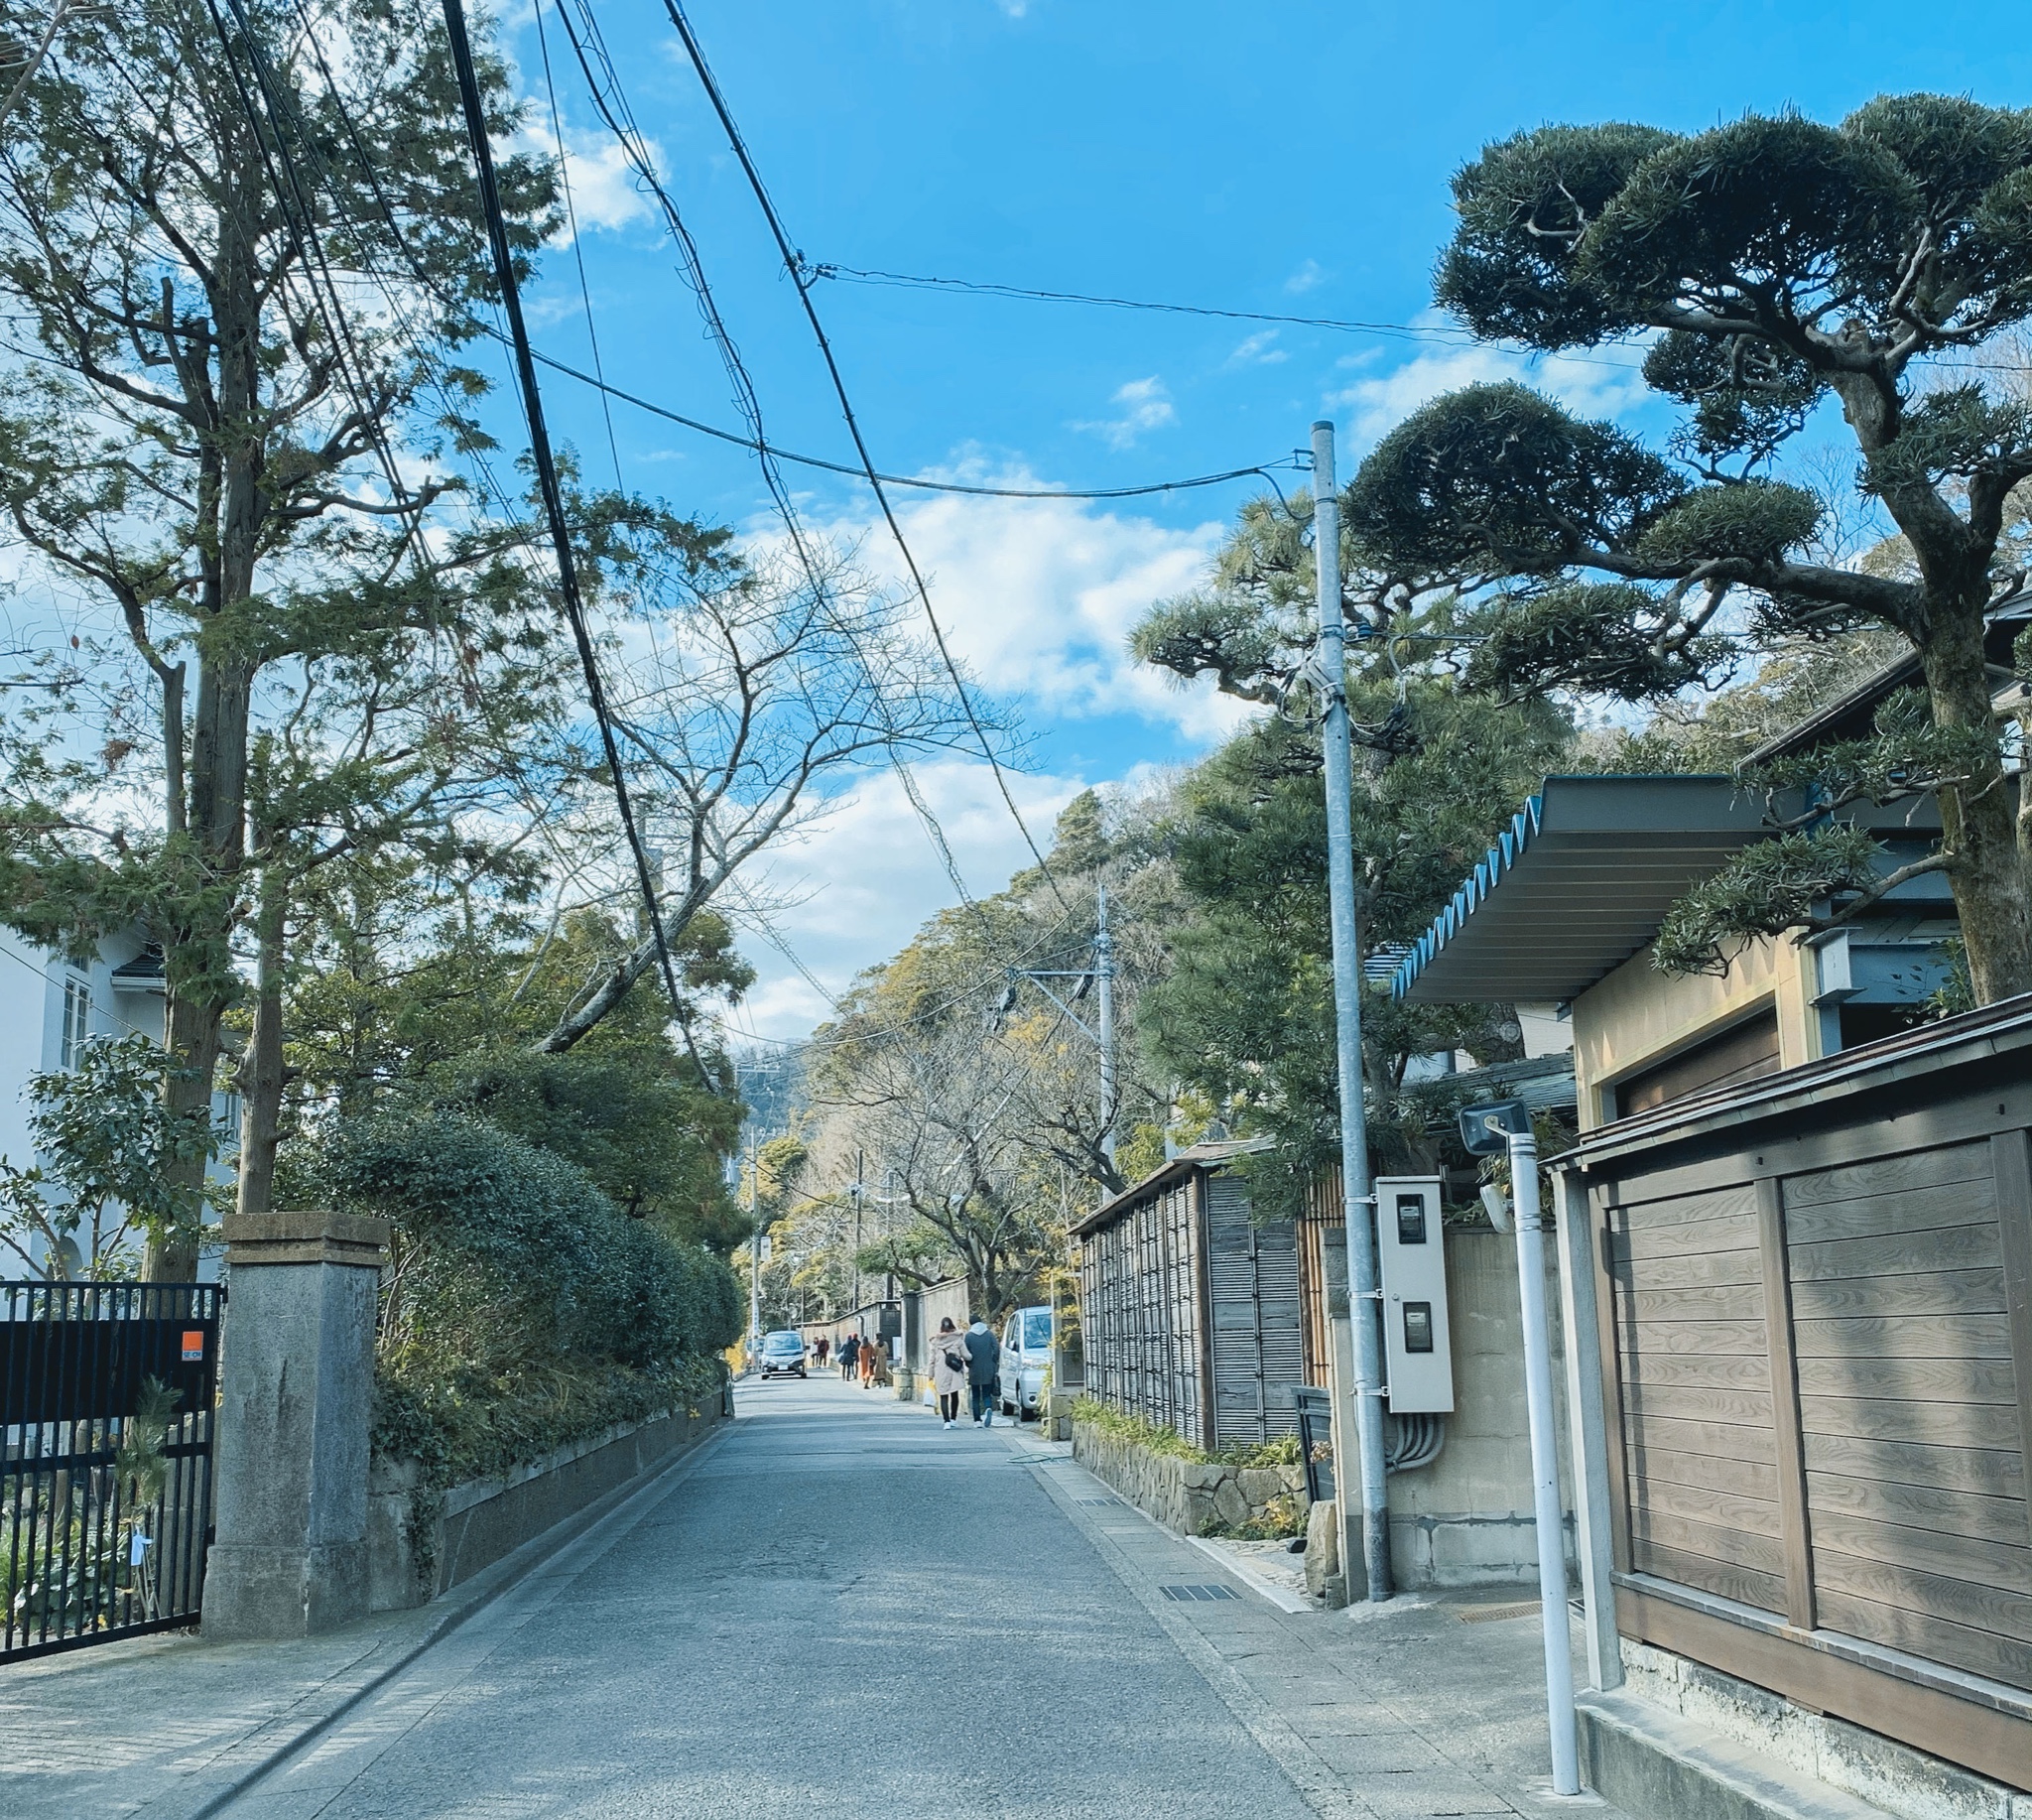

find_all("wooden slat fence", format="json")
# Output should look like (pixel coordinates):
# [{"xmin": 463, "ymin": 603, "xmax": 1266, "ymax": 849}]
[{"xmin": 1576, "ymin": 997, "xmax": 2032, "ymax": 1791}]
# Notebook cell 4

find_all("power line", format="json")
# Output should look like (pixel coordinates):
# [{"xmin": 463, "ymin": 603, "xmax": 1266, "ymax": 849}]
[
  {"xmin": 660, "ymin": 0, "xmax": 1072, "ymax": 915},
  {"xmin": 439, "ymin": 0, "xmax": 708, "ymax": 1084},
  {"xmin": 552, "ymin": 0, "xmax": 999, "ymax": 931},
  {"xmin": 808, "ymin": 263, "xmax": 1486, "ymax": 343},
  {"xmin": 534, "ymin": 0, "xmax": 625, "ymax": 493},
  {"xmin": 806, "ymin": 261, "xmax": 1654, "ymax": 374}
]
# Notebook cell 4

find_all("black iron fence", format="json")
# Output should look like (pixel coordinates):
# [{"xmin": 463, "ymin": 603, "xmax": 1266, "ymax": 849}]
[{"xmin": 1, "ymin": 1281, "xmax": 220, "ymax": 1661}]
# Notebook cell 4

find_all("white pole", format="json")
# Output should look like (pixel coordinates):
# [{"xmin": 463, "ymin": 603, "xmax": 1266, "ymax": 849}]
[
  {"xmin": 1313, "ymin": 419, "xmax": 1392, "ymax": 1603},
  {"xmin": 1096, "ymin": 883, "xmax": 1117, "ymax": 1170},
  {"xmin": 1509, "ymin": 1126, "xmax": 1580, "ymax": 1794}
]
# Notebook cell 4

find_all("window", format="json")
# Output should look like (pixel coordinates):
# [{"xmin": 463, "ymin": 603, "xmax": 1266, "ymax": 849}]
[
  {"xmin": 1021, "ymin": 1309, "xmax": 1052, "ymax": 1351},
  {"xmin": 61, "ymin": 976, "xmax": 92, "ymax": 1069},
  {"xmin": 1395, "ymin": 1195, "xmax": 1428, "ymax": 1245}
]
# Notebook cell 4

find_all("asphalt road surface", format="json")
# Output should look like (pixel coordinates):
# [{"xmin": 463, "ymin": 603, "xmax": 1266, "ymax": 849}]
[{"xmin": 217, "ymin": 1371, "xmax": 1324, "ymax": 1819}]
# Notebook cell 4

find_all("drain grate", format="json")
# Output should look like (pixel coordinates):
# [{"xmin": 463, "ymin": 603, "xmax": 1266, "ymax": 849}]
[
  {"xmin": 1160, "ymin": 1583, "xmax": 1240, "ymax": 1603},
  {"xmin": 1457, "ymin": 1600, "xmax": 1540, "ymax": 1624},
  {"xmin": 1077, "ymin": 1496, "xmax": 1116, "ymax": 1506}
]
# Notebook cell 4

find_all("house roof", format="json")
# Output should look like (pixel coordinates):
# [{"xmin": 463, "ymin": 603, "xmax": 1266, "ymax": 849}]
[
  {"xmin": 1389, "ymin": 775, "xmax": 1773, "ymax": 1006},
  {"xmin": 1072, "ymin": 1137, "xmax": 1270, "ymax": 1238},
  {"xmin": 1744, "ymin": 594, "xmax": 2032, "ymax": 766}
]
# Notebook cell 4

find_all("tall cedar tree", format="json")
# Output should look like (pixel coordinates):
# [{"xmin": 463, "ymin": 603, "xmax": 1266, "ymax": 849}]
[
  {"xmin": 0, "ymin": 0, "xmax": 556, "ymax": 1270},
  {"xmin": 1346, "ymin": 97, "xmax": 2032, "ymax": 1000}
]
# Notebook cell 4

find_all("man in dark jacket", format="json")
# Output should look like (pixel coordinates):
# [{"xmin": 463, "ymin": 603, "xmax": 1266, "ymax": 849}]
[
  {"xmin": 838, "ymin": 1332, "xmax": 859, "ymax": 1381},
  {"xmin": 962, "ymin": 1319, "xmax": 999, "ymax": 1427}
]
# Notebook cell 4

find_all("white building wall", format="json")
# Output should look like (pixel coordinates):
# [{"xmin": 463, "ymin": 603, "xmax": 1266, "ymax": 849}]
[{"xmin": 0, "ymin": 926, "xmax": 230, "ymax": 1278}]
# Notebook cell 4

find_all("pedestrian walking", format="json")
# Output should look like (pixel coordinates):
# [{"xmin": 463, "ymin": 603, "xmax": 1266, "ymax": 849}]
[
  {"xmin": 814, "ymin": 1335, "xmax": 828, "ymax": 1368},
  {"xmin": 962, "ymin": 1318, "xmax": 999, "ymax": 1427},
  {"xmin": 838, "ymin": 1332, "xmax": 859, "ymax": 1381},
  {"xmin": 930, "ymin": 1317, "xmax": 968, "ymax": 1428},
  {"xmin": 858, "ymin": 1333, "xmax": 878, "ymax": 1387}
]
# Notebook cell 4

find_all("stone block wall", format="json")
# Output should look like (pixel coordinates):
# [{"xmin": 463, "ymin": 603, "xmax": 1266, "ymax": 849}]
[
  {"xmin": 1070, "ymin": 1420, "xmax": 1306, "ymax": 1536},
  {"xmin": 369, "ymin": 1402, "xmax": 720, "ymax": 1611}
]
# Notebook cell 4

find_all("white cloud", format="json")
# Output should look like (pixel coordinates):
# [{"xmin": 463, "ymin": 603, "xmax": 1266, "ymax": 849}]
[
  {"xmin": 1285, "ymin": 259, "xmax": 1326, "ymax": 295},
  {"xmin": 1228, "ymin": 329, "xmax": 1287, "ymax": 366},
  {"xmin": 556, "ymin": 131, "xmax": 659, "ymax": 235},
  {"xmin": 801, "ymin": 463, "xmax": 1252, "ymax": 741},
  {"xmin": 1327, "ymin": 321, "xmax": 1651, "ymax": 450},
  {"xmin": 1073, "ymin": 376, "xmax": 1176, "ymax": 450},
  {"xmin": 722, "ymin": 758, "xmax": 1083, "ymax": 1040},
  {"xmin": 510, "ymin": 119, "xmax": 660, "ymax": 240}
]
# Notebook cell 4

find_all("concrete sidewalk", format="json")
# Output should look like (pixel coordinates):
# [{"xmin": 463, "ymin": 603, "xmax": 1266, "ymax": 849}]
[{"xmin": 998, "ymin": 1414, "xmax": 1625, "ymax": 1819}]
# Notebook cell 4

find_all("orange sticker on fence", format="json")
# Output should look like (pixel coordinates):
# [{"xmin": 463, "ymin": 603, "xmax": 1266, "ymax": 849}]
[{"xmin": 181, "ymin": 1330, "xmax": 204, "ymax": 1361}]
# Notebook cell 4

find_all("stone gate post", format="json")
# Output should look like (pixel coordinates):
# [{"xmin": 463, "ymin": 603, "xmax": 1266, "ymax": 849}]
[{"xmin": 201, "ymin": 1212, "xmax": 390, "ymax": 1639}]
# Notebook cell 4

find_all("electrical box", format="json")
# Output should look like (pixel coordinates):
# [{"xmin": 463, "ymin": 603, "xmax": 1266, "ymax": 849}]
[{"xmin": 1374, "ymin": 1175, "xmax": 1454, "ymax": 1413}]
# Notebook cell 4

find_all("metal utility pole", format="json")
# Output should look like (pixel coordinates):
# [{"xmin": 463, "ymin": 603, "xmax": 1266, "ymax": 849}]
[
  {"xmin": 746, "ymin": 1131, "xmax": 762, "ymax": 1358},
  {"xmin": 999, "ymin": 887, "xmax": 1118, "ymax": 1173},
  {"xmin": 850, "ymin": 1148, "xmax": 865, "ymax": 1315},
  {"xmin": 1312, "ymin": 419, "xmax": 1393, "ymax": 1604},
  {"xmin": 1095, "ymin": 884, "xmax": 1117, "ymax": 1170}
]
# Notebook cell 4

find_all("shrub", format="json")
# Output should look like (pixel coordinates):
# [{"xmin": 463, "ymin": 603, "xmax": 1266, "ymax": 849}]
[
  {"xmin": 317, "ymin": 1109, "xmax": 740, "ymax": 1516},
  {"xmin": 1070, "ymin": 1396, "xmax": 1209, "ymax": 1462}
]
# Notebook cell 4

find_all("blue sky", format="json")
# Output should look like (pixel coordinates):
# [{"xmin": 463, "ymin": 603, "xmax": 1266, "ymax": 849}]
[{"xmin": 485, "ymin": 0, "xmax": 2032, "ymax": 1040}]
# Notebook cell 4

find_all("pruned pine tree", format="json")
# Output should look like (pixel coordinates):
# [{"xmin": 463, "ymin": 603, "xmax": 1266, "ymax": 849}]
[{"xmin": 1346, "ymin": 97, "xmax": 2032, "ymax": 999}]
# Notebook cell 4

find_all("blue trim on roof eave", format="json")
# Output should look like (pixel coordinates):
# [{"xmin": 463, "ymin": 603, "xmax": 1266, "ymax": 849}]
[{"xmin": 1391, "ymin": 793, "xmax": 1542, "ymax": 1000}]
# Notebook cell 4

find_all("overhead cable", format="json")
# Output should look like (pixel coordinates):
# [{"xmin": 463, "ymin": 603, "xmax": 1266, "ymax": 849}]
[
  {"xmin": 660, "ymin": 0, "xmax": 1072, "ymax": 913},
  {"xmin": 807, "ymin": 262, "xmax": 1651, "ymax": 372},
  {"xmin": 439, "ymin": 0, "xmax": 706, "ymax": 1080},
  {"xmin": 808, "ymin": 262, "xmax": 1485, "ymax": 343},
  {"xmin": 552, "ymin": 0, "xmax": 990, "ymax": 927}
]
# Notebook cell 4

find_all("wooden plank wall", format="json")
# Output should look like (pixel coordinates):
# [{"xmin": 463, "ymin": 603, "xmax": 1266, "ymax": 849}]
[
  {"xmin": 1598, "ymin": 1097, "xmax": 2032, "ymax": 1781},
  {"xmin": 1607, "ymin": 1182, "xmax": 1786, "ymax": 1615},
  {"xmin": 1782, "ymin": 1140, "xmax": 2032, "ymax": 1690}
]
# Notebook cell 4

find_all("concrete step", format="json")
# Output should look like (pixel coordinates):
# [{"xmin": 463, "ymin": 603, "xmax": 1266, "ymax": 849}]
[{"xmin": 1579, "ymin": 1688, "xmax": 1902, "ymax": 1820}]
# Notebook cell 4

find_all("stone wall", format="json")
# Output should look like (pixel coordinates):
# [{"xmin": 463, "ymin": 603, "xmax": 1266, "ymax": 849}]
[
  {"xmin": 369, "ymin": 1399, "xmax": 723, "ymax": 1611},
  {"xmin": 1070, "ymin": 1420, "xmax": 1306, "ymax": 1536}
]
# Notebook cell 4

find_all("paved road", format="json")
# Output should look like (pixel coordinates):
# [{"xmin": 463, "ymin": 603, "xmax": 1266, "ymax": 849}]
[{"xmin": 221, "ymin": 1373, "xmax": 1324, "ymax": 1818}]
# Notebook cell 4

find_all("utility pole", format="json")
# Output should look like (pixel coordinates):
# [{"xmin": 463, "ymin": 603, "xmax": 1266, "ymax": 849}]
[
  {"xmin": 1095, "ymin": 884, "xmax": 1117, "ymax": 1170},
  {"xmin": 999, "ymin": 887, "xmax": 1117, "ymax": 1173},
  {"xmin": 850, "ymin": 1148, "xmax": 865, "ymax": 1317},
  {"xmin": 746, "ymin": 1130, "xmax": 761, "ymax": 1360},
  {"xmin": 1503, "ymin": 1116, "xmax": 1580, "ymax": 1793},
  {"xmin": 1313, "ymin": 419, "xmax": 1393, "ymax": 1604}
]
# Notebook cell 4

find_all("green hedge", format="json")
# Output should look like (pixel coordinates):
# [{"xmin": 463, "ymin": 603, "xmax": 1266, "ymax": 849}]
[{"xmin": 318, "ymin": 1109, "xmax": 740, "ymax": 1511}]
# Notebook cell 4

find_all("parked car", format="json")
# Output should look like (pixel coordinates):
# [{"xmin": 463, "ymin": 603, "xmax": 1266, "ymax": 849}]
[
  {"xmin": 756, "ymin": 1330, "xmax": 807, "ymax": 1378},
  {"xmin": 997, "ymin": 1305, "xmax": 1053, "ymax": 1418}
]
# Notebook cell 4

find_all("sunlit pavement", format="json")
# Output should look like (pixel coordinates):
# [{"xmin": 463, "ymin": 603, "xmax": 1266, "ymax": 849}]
[{"xmin": 209, "ymin": 1370, "xmax": 1325, "ymax": 1818}]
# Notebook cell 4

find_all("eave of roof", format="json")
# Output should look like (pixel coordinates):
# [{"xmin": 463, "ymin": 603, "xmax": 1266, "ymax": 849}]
[
  {"xmin": 1743, "ymin": 593, "xmax": 2032, "ymax": 767},
  {"xmin": 1390, "ymin": 775, "xmax": 1771, "ymax": 1005}
]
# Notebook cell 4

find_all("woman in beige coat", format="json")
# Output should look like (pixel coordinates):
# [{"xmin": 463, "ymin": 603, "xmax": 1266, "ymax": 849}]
[{"xmin": 929, "ymin": 1316, "xmax": 969, "ymax": 1428}]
